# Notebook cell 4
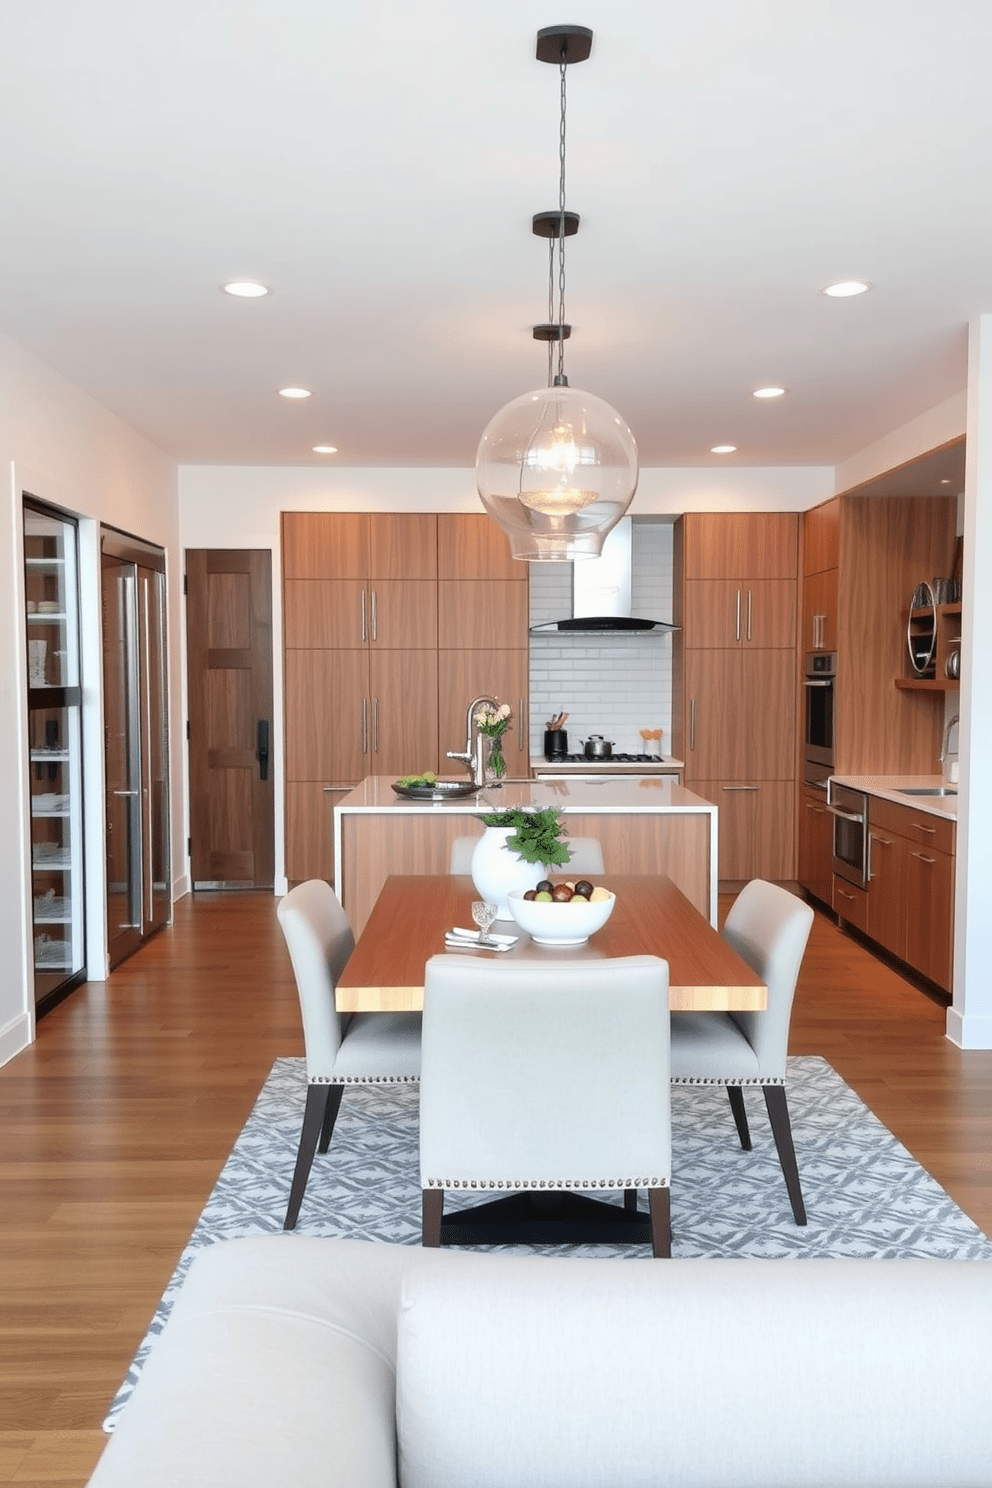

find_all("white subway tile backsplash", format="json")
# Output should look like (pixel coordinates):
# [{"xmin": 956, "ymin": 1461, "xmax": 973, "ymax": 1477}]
[{"xmin": 528, "ymin": 521, "xmax": 676, "ymax": 756}]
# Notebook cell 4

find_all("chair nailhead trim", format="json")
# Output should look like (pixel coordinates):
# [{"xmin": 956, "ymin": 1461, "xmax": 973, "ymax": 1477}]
[
  {"xmin": 310, "ymin": 1075, "xmax": 420, "ymax": 1085},
  {"xmin": 670, "ymin": 1076, "xmax": 784, "ymax": 1087},
  {"xmin": 425, "ymin": 1177, "xmax": 669, "ymax": 1190}
]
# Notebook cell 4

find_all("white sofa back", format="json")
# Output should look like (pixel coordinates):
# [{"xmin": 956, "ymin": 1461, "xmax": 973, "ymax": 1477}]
[{"xmin": 89, "ymin": 1237, "xmax": 992, "ymax": 1488}]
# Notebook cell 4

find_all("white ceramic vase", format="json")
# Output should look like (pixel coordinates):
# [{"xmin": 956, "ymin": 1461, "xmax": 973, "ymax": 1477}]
[{"xmin": 470, "ymin": 826, "xmax": 541, "ymax": 921}]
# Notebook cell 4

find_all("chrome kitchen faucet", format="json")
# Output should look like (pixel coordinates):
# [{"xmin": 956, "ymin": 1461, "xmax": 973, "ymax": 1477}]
[{"xmin": 447, "ymin": 695, "xmax": 498, "ymax": 787}]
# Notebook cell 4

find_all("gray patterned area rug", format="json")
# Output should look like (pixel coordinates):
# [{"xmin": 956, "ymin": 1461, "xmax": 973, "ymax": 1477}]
[{"xmin": 104, "ymin": 1053, "xmax": 992, "ymax": 1429}]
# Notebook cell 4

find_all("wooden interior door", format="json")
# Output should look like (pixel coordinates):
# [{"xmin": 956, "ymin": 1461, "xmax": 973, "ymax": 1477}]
[{"xmin": 187, "ymin": 550, "xmax": 274, "ymax": 889}]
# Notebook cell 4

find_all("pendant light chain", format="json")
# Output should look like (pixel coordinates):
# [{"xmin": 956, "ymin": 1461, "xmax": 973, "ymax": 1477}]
[{"xmin": 557, "ymin": 45, "xmax": 568, "ymax": 383}]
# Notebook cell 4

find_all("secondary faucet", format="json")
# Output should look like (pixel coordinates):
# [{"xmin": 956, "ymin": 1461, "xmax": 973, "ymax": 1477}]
[
  {"xmin": 939, "ymin": 713, "xmax": 960, "ymax": 781},
  {"xmin": 447, "ymin": 694, "xmax": 498, "ymax": 786}
]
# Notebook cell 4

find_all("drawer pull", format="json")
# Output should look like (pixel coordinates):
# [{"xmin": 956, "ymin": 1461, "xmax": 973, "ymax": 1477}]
[
  {"xmin": 912, "ymin": 822, "xmax": 937, "ymax": 834},
  {"xmin": 722, "ymin": 784, "xmax": 759, "ymax": 792},
  {"xmin": 872, "ymin": 835, "xmax": 893, "ymax": 847},
  {"xmin": 837, "ymin": 887, "xmax": 854, "ymax": 901},
  {"xmin": 912, "ymin": 852, "xmax": 937, "ymax": 865}
]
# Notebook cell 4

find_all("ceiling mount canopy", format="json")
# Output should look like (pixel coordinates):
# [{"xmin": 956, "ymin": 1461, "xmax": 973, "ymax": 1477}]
[{"xmin": 475, "ymin": 25, "xmax": 638, "ymax": 562}]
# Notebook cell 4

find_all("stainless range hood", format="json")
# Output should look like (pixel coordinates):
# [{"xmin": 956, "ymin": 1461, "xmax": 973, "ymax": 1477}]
[{"xmin": 529, "ymin": 518, "xmax": 679, "ymax": 634}]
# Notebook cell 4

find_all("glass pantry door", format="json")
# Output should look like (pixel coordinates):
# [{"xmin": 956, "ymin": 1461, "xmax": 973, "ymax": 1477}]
[
  {"xmin": 101, "ymin": 532, "xmax": 170, "ymax": 968},
  {"xmin": 23, "ymin": 501, "xmax": 86, "ymax": 1008}
]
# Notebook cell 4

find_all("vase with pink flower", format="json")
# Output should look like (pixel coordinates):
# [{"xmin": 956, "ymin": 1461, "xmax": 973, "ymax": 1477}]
[{"xmin": 475, "ymin": 701, "xmax": 511, "ymax": 786}]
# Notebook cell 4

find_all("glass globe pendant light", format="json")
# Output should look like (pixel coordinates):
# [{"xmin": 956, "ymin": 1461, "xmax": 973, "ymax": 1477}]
[{"xmin": 476, "ymin": 25, "xmax": 638, "ymax": 562}]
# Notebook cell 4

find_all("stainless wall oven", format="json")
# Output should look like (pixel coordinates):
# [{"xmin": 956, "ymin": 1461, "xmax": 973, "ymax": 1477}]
[
  {"xmin": 828, "ymin": 782, "xmax": 868, "ymax": 888},
  {"xmin": 803, "ymin": 651, "xmax": 836, "ymax": 769}
]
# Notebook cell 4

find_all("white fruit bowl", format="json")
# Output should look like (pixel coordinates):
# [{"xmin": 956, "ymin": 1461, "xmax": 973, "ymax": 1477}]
[{"xmin": 505, "ymin": 887, "xmax": 615, "ymax": 947}]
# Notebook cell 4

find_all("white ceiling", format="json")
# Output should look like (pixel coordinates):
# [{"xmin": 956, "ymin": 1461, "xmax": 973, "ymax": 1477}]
[{"xmin": 1, "ymin": 1, "xmax": 991, "ymax": 470}]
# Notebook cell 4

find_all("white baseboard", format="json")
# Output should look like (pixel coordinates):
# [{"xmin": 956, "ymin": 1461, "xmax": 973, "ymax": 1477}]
[{"xmin": 0, "ymin": 1011, "xmax": 34, "ymax": 1070}]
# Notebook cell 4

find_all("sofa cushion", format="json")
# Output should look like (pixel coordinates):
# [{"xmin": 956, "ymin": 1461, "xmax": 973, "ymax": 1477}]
[{"xmin": 396, "ymin": 1253, "xmax": 992, "ymax": 1488}]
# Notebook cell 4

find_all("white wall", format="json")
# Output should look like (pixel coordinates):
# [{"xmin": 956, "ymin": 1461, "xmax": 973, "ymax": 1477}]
[{"xmin": 0, "ymin": 331, "xmax": 180, "ymax": 1068}]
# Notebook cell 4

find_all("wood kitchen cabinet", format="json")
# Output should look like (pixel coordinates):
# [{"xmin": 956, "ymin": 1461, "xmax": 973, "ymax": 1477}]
[
  {"xmin": 676, "ymin": 512, "xmax": 798, "ymax": 883},
  {"xmin": 684, "ymin": 648, "xmax": 795, "ymax": 782},
  {"xmin": 865, "ymin": 795, "xmax": 955, "ymax": 990},
  {"xmin": 801, "ymin": 567, "xmax": 838, "ymax": 653},
  {"xmin": 682, "ymin": 513, "xmax": 798, "ymax": 579},
  {"xmin": 282, "ymin": 512, "xmax": 528, "ymax": 882},
  {"xmin": 797, "ymin": 784, "xmax": 833, "ymax": 906},
  {"xmin": 694, "ymin": 778, "xmax": 795, "ymax": 881}
]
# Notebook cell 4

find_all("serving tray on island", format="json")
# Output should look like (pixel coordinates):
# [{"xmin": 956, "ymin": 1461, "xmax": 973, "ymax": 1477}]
[{"xmin": 391, "ymin": 780, "xmax": 482, "ymax": 801}]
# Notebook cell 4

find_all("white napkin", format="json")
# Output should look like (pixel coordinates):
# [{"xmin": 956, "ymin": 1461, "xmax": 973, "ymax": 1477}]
[{"xmin": 445, "ymin": 927, "xmax": 518, "ymax": 952}]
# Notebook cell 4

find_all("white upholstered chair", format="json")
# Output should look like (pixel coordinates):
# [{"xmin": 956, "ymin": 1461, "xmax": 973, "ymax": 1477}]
[
  {"xmin": 276, "ymin": 880, "xmax": 421, "ymax": 1230},
  {"xmin": 419, "ymin": 953, "xmax": 672, "ymax": 1257},
  {"xmin": 448, "ymin": 835, "xmax": 605, "ymax": 875},
  {"xmin": 670, "ymin": 879, "xmax": 814, "ymax": 1225}
]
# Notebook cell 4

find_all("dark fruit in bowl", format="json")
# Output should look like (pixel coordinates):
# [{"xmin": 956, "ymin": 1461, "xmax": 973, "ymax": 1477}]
[
  {"xmin": 535, "ymin": 880, "xmax": 553, "ymax": 895},
  {"xmin": 552, "ymin": 884, "xmax": 574, "ymax": 902},
  {"xmin": 523, "ymin": 889, "xmax": 537, "ymax": 901},
  {"xmin": 574, "ymin": 880, "xmax": 594, "ymax": 897}
]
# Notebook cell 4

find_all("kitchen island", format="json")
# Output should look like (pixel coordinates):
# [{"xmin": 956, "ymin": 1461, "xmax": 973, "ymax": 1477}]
[{"xmin": 333, "ymin": 776, "xmax": 718, "ymax": 936}]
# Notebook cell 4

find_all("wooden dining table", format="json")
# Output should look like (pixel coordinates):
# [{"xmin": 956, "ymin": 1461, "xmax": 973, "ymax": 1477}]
[{"xmin": 336, "ymin": 873, "xmax": 766, "ymax": 1013}]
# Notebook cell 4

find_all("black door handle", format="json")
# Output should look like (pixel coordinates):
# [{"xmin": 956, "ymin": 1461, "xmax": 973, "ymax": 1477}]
[{"xmin": 257, "ymin": 719, "xmax": 270, "ymax": 781}]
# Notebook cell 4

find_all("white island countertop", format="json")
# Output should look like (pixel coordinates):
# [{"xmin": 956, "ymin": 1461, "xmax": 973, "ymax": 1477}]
[
  {"xmin": 830, "ymin": 773, "xmax": 958, "ymax": 822},
  {"xmin": 333, "ymin": 777, "xmax": 720, "ymax": 931},
  {"xmin": 335, "ymin": 776, "xmax": 713, "ymax": 815}
]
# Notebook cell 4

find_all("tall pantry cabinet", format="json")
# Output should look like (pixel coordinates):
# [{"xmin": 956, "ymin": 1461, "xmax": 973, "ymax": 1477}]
[
  {"xmin": 673, "ymin": 513, "xmax": 798, "ymax": 882},
  {"xmin": 283, "ymin": 514, "xmax": 439, "ymax": 883}
]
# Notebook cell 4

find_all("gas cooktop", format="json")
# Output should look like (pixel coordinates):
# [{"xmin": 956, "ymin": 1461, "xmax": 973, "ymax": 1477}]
[{"xmin": 554, "ymin": 752, "xmax": 664, "ymax": 764}]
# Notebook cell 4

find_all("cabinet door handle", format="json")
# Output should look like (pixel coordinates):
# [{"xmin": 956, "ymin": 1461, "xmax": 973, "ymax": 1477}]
[
  {"xmin": 361, "ymin": 698, "xmax": 368, "ymax": 754},
  {"xmin": 518, "ymin": 697, "xmax": 525, "ymax": 752},
  {"xmin": 321, "ymin": 785, "xmax": 352, "ymax": 793},
  {"xmin": 689, "ymin": 698, "xmax": 696, "ymax": 751},
  {"xmin": 371, "ymin": 590, "xmax": 378, "ymax": 643},
  {"xmin": 735, "ymin": 589, "xmax": 741, "ymax": 643},
  {"xmin": 912, "ymin": 852, "xmax": 937, "ymax": 865},
  {"xmin": 361, "ymin": 590, "xmax": 367, "ymax": 644},
  {"xmin": 746, "ymin": 589, "xmax": 752, "ymax": 642},
  {"xmin": 872, "ymin": 835, "xmax": 893, "ymax": 846},
  {"xmin": 912, "ymin": 822, "xmax": 937, "ymax": 834},
  {"xmin": 722, "ymin": 784, "xmax": 759, "ymax": 791},
  {"xmin": 372, "ymin": 697, "xmax": 379, "ymax": 753}
]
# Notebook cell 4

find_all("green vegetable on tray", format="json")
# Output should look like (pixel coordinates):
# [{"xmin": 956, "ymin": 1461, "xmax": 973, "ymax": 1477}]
[{"xmin": 396, "ymin": 771, "xmax": 438, "ymax": 787}]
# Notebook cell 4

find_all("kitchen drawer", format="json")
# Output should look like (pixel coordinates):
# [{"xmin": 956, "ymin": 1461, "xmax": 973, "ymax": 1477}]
[
  {"xmin": 869, "ymin": 795, "xmax": 956, "ymax": 856},
  {"xmin": 833, "ymin": 875, "xmax": 868, "ymax": 933}
]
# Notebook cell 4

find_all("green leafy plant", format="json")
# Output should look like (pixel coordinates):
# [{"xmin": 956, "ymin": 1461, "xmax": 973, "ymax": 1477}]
[{"xmin": 476, "ymin": 806, "xmax": 573, "ymax": 866}]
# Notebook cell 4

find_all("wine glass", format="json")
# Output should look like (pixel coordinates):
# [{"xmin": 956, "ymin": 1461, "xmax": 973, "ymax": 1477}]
[{"xmin": 471, "ymin": 900, "xmax": 498, "ymax": 946}]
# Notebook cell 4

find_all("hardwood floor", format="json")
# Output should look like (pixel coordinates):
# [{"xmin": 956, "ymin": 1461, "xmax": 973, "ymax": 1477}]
[{"xmin": 1, "ymin": 887, "xmax": 990, "ymax": 1485}]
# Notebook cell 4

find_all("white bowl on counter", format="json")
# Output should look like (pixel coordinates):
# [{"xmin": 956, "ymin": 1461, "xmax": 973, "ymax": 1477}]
[{"xmin": 505, "ymin": 887, "xmax": 615, "ymax": 947}]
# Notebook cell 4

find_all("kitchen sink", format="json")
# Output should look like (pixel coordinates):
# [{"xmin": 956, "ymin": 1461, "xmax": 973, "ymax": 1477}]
[{"xmin": 896, "ymin": 787, "xmax": 958, "ymax": 797}]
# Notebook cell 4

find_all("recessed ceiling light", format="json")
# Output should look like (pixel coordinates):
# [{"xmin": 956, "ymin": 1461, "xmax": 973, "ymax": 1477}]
[
  {"xmin": 278, "ymin": 387, "xmax": 312, "ymax": 399},
  {"xmin": 312, "ymin": 445, "xmax": 338, "ymax": 454},
  {"xmin": 753, "ymin": 386, "xmax": 787, "ymax": 399},
  {"xmin": 822, "ymin": 279, "xmax": 871, "ymax": 298},
  {"xmin": 711, "ymin": 445, "xmax": 737, "ymax": 454},
  {"xmin": 222, "ymin": 280, "xmax": 269, "ymax": 298}
]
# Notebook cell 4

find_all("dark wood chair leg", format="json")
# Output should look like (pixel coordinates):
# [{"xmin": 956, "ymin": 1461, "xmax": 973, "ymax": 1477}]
[
  {"xmin": 763, "ymin": 1084, "xmax": 807, "ymax": 1226},
  {"xmin": 284, "ymin": 1084, "xmax": 334, "ymax": 1231},
  {"xmin": 624, "ymin": 1187, "xmax": 638, "ymax": 1213},
  {"xmin": 317, "ymin": 1084, "xmax": 344, "ymax": 1153},
  {"xmin": 648, "ymin": 1187, "xmax": 671, "ymax": 1258},
  {"xmin": 727, "ymin": 1085, "xmax": 752, "ymax": 1149},
  {"xmin": 422, "ymin": 1188, "xmax": 444, "ymax": 1247}
]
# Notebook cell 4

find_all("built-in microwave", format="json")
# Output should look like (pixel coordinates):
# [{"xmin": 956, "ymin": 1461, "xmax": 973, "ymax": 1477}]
[{"xmin": 804, "ymin": 651, "xmax": 836, "ymax": 769}]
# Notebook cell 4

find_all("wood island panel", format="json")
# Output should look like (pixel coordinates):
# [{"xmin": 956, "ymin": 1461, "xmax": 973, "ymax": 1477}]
[{"xmin": 338, "ymin": 806, "xmax": 711, "ymax": 938}]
